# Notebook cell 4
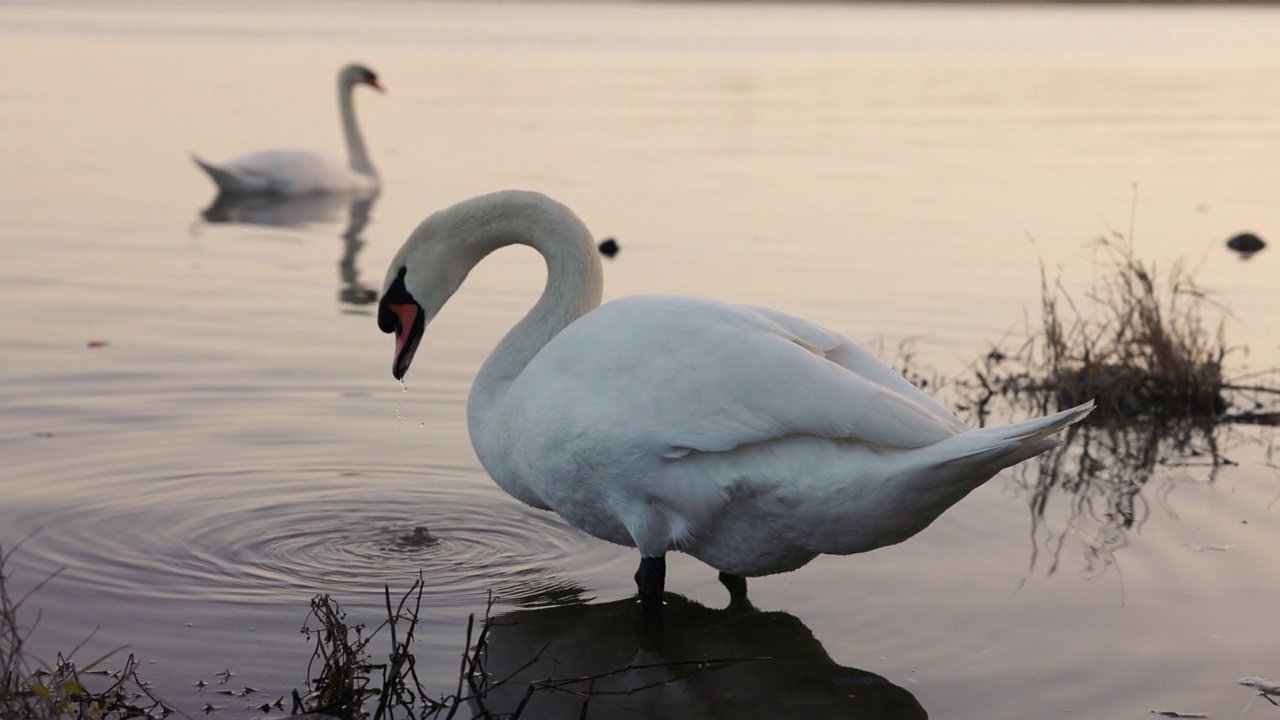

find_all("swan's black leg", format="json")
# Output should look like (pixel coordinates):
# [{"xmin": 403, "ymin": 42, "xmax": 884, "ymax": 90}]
[
  {"xmin": 718, "ymin": 571, "xmax": 747, "ymax": 598},
  {"xmin": 718, "ymin": 571, "xmax": 754, "ymax": 613},
  {"xmin": 635, "ymin": 555, "xmax": 666, "ymax": 607}
]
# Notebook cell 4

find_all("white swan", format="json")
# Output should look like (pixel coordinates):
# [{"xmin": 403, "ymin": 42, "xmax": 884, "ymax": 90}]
[
  {"xmin": 192, "ymin": 63, "xmax": 383, "ymax": 197},
  {"xmin": 378, "ymin": 190, "xmax": 1095, "ymax": 606}
]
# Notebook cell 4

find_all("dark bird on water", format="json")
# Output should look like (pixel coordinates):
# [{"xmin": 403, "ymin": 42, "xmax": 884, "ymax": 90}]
[{"xmin": 1226, "ymin": 232, "xmax": 1265, "ymax": 257}]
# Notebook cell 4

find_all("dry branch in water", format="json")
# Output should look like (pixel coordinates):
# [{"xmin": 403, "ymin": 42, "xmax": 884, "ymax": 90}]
[{"xmin": 298, "ymin": 575, "xmax": 449, "ymax": 720}]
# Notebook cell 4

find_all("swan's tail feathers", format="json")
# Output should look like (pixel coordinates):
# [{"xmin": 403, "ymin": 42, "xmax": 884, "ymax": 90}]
[
  {"xmin": 992, "ymin": 399, "xmax": 1094, "ymax": 445},
  {"xmin": 191, "ymin": 154, "xmax": 250, "ymax": 194},
  {"xmin": 946, "ymin": 399, "xmax": 1095, "ymax": 469}
]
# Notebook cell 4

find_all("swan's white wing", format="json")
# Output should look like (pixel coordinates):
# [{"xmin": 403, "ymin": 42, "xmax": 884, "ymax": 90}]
[
  {"xmin": 527, "ymin": 295, "xmax": 965, "ymax": 461},
  {"xmin": 219, "ymin": 149, "xmax": 369, "ymax": 196}
]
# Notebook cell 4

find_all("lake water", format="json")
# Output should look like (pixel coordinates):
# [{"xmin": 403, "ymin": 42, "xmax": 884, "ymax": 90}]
[{"xmin": 3, "ymin": 1, "xmax": 1280, "ymax": 718}]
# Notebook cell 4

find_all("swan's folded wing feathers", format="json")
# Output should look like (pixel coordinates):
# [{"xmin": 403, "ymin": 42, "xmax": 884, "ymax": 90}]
[
  {"xmin": 550, "ymin": 297, "xmax": 963, "ymax": 459},
  {"xmin": 741, "ymin": 304, "xmax": 965, "ymax": 431}
]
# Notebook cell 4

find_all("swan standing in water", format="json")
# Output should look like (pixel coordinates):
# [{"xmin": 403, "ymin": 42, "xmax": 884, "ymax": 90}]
[
  {"xmin": 378, "ymin": 191, "xmax": 1094, "ymax": 607},
  {"xmin": 192, "ymin": 63, "xmax": 383, "ymax": 196}
]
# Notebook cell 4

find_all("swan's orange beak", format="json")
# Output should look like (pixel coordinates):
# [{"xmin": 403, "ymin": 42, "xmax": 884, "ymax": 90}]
[
  {"xmin": 378, "ymin": 270, "xmax": 423, "ymax": 380},
  {"xmin": 369, "ymin": 78, "xmax": 385, "ymax": 94},
  {"xmin": 387, "ymin": 303, "xmax": 421, "ymax": 380}
]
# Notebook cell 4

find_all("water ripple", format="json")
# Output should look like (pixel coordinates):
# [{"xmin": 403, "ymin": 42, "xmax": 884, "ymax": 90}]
[{"xmin": 7, "ymin": 461, "xmax": 621, "ymax": 609}]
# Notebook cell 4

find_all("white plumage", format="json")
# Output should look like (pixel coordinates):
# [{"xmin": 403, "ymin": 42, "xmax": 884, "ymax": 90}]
[
  {"xmin": 193, "ymin": 63, "xmax": 382, "ymax": 197},
  {"xmin": 378, "ymin": 190, "xmax": 1093, "ymax": 604}
]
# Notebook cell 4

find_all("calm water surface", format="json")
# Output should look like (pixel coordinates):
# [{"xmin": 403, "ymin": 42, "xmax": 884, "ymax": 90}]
[{"xmin": 2, "ymin": 2, "xmax": 1280, "ymax": 718}]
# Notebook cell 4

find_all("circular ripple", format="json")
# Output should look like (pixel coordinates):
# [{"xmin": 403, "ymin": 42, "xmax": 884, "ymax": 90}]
[{"xmin": 5, "ymin": 460, "xmax": 624, "ymax": 609}]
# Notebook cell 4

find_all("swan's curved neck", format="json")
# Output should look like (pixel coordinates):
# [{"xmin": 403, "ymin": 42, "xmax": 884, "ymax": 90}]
[
  {"xmin": 338, "ymin": 79, "xmax": 374, "ymax": 176},
  {"xmin": 465, "ymin": 197, "xmax": 604, "ymax": 437}
]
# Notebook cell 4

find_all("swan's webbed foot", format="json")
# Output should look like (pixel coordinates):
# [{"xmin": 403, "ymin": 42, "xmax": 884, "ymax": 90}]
[
  {"xmin": 718, "ymin": 571, "xmax": 755, "ymax": 613},
  {"xmin": 635, "ymin": 556, "xmax": 666, "ymax": 608}
]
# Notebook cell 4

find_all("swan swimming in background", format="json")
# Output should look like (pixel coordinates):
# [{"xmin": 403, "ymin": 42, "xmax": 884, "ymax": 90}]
[
  {"xmin": 378, "ymin": 190, "xmax": 1095, "ymax": 607},
  {"xmin": 192, "ymin": 63, "xmax": 383, "ymax": 197}
]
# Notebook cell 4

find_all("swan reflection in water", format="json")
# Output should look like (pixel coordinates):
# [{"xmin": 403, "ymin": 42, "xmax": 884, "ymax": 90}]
[
  {"xmin": 199, "ymin": 191, "xmax": 380, "ymax": 307},
  {"xmin": 474, "ymin": 593, "xmax": 927, "ymax": 719}
]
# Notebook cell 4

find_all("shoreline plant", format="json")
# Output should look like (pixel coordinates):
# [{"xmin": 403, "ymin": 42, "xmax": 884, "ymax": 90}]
[{"xmin": 0, "ymin": 540, "xmax": 171, "ymax": 720}]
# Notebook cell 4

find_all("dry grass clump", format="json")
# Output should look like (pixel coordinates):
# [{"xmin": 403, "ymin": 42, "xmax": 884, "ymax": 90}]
[
  {"xmin": 1036, "ymin": 230, "xmax": 1228, "ymax": 418},
  {"xmin": 958, "ymin": 228, "xmax": 1268, "ymax": 423},
  {"xmin": 0, "ymin": 541, "xmax": 171, "ymax": 720}
]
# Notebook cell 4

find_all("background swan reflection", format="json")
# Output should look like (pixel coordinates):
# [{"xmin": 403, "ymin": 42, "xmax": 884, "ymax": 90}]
[{"xmin": 200, "ymin": 192, "xmax": 381, "ymax": 307}]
